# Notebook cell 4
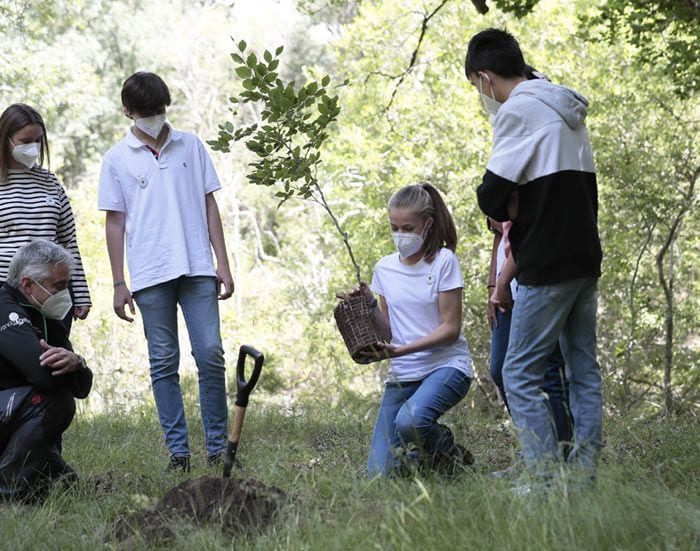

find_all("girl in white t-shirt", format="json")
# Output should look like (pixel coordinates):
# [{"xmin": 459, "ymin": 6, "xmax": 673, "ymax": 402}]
[{"xmin": 347, "ymin": 183, "xmax": 473, "ymax": 477}]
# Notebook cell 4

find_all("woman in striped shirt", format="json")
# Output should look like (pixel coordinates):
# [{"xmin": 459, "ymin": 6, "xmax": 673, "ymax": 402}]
[{"xmin": 0, "ymin": 104, "xmax": 91, "ymax": 331}]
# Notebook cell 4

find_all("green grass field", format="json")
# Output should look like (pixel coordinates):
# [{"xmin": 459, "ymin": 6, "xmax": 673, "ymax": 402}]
[{"xmin": 1, "ymin": 394, "xmax": 698, "ymax": 550}]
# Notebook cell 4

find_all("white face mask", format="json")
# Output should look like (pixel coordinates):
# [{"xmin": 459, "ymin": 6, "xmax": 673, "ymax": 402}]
[
  {"xmin": 135, "ymin": 113, "xmax": 166, "ymax": 138},
  {"xmin": 10, "ymin": 141, "xmax": 41, "ymax": 168},
  {"xmin": 479, "ymin": 74, "xmax": 502, "ymax": 117},
  {"xmin": 392, "ymin": 222, "xmax": 430, "ymax": 259},
  {"xmin": 392, "ymin": 231, "xmax": 424, "ymax": 258},
  {"xmin": 31, "ymin": 280, "xmax": 73, "ymax": 320}
]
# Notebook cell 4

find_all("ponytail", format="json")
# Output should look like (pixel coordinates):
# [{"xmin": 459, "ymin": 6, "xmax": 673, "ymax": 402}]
[
  {"xmin": 388, "ymin": 182, "xmax": 458, "ymax": 263},
  {"xmin": 421, "ymin": 183, "xmax": 457, "ymax": 261}
]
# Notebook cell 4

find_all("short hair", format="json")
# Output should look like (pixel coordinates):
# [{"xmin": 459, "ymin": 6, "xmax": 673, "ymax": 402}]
[
  {"xmin": 121, "ymin": 72, "xmax": 171, "ymax": 116},
  {"xmin": 0, "ymin": 103, "xmax": 50, "ymax": 183},
  {"xmin": 465, "ymin": 28, "xmax": 526, "ymax": 79},
  {"xmin": 6, "ymin": 240, "xmax": 74, "ymax": 287}
]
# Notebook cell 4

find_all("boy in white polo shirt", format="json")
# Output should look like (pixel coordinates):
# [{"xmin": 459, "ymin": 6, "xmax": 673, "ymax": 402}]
[{"xmin": 98, "ymin": 72, "xmax": 234, "ymax": 472}]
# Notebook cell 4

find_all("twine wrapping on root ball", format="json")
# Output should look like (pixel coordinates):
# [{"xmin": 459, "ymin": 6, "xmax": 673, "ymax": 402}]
[{"xmin": 333, "ymin": 295, "xmax": 384, "ymax": 364}]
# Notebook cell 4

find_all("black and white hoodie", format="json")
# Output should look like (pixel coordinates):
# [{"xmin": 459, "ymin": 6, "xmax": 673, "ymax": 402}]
[{"xmin": 477, "ymin": 79, "xmax": 602, "ymax": 286}]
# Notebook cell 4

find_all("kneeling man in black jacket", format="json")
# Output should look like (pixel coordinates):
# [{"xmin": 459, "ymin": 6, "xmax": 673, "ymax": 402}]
[{"xmin": 0, "ymin": 240, "xmax": 92, "ymax": 502}]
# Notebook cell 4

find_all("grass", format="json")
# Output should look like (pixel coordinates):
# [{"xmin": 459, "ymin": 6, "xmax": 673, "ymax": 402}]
[{"xmin": 1, "ymin": 392, "xmax": 698, "ymax": 550}]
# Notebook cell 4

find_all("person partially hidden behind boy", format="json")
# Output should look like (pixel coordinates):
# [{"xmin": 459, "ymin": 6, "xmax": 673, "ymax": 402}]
[{"xmin": 0, "ymin": 240, "xmax": 92, "ymax": 502}]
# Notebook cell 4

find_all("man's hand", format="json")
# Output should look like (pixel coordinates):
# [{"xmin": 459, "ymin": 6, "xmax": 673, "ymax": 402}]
[
  {"xmin": 114, "ymin": 284, "xmax": 135, "ymax": 322},
  {"xmin": 39, "ymin": 339, "xmax": 81, "ymax": 376},
  {"xmin": 216, "ymin": 266, "xmax": 235, "ymax": 300}
]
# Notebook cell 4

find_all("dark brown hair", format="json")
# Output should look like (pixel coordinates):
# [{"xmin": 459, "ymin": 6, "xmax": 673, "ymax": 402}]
[
  {"xmin": 0, "ymin": 103, "xmax": 49, "ymax": 182},
  {"xmin": 121, "ymin": 72, "xmax": 171, "ymax": 116},
  {"xmin": 465, "ymin": 28, "xmax": 526, "ymax": 79},
  {"xmin": 388, "ymin": 183, "xmax": 458, "ymax": 263}
]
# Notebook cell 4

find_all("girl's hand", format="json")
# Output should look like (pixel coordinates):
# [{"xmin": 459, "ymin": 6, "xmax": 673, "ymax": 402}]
[
  {"xmin": 487, "ymin": 298, "xmax": 497, "ymax": 330},
  {"xmin": 490, "ymin": 280, "xmax": 513, "ymax": 313},
  {"xmin": 73, "ymin": 306, "xmax": 90, "ymax": 320},
  {"xmin": 376, "ymin": 341, "xmax": 400, "ymax": 357},
  {"xmin": 336, "ymin": 281, "xmax": 374, "ymax": 303},
  {"xmin": 356, "ymin": 341, "xmax": 396, "ymax": 362}
]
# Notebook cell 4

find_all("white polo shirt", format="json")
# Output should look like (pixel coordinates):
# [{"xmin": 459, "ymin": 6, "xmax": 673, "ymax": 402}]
[
  {"xmin": 98, "ymin": 126, "xmax": 221, "ymax": 293},
  {"xmin": 371, "ymin": 248, "xmax": 473, "ymax": 382}
]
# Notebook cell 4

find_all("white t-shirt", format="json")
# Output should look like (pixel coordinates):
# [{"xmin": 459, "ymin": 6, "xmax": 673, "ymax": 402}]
[
  {"xmin": 496, "ymin": 237, "xmax": 518, "ymax": 298},
  {"xmin": 98, "ymin": 126, "xmax": 220, "ymax": 292},
  {"xmin": 370, "ymin": 247, "xmax": 473, "ymax": 382}
]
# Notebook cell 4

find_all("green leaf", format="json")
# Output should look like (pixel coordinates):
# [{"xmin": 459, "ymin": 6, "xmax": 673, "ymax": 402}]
[
  {"xmin": 235, "ymin": 66, "xmax": 251, "ymax": 78},
  {"xmin": 264, "ymin": 50, "xmax": 272, "ymax": 63},
  {"xmin": 268, "ymin": 59, "xmax": 279, "ymax": 71},
  {"xmin": 321, "ymin": 75, "xmax": 330, "ymax": 87},
  {"xmin": 275, "ymin": 45, "xmax": 284, "ymax": 56},
  {"xmin": 247, "ymin": 53, "xmax": 258, "ymax": 68},
  {"xmin": 225, "ymin": 121, "xmax": 234, "ymax": 132},
  {"xmin": 230, "ymin": 53, "xmax": 244, "ymax": 63},
  {"xmin": 242, "ymin": 79, "xmax": 256, "ymax": 90},
  {"xmin": 238, "ymin": 40, "xmax": 247, "ymax": 52}
]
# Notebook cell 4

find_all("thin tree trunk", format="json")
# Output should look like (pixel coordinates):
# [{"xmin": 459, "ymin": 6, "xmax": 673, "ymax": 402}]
[{"xmin": 655, "ymin": 167, "xmax": 698, "ymax": 416}]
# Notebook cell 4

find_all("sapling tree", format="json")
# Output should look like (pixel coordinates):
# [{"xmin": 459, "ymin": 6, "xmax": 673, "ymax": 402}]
[{"xmin": 208, "ymin": 39, "xmax": 361, "ymax": 284}]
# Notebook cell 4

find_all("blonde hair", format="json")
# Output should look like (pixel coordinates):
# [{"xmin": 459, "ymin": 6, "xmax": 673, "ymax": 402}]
[{"xmin": 388, "ymin": 183, "xmax": 457, "ymax": 262}]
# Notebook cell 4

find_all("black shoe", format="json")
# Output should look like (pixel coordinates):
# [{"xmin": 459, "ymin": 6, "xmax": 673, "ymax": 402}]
[
  {"xmin": 166, "ymin": 455, "xmax": 191, "ymax": 473},
  {"xmin": 433, "ymin": 443, "xmax": 474, "ymax": 476},
  {"xmin": 207, "ymin": 453, "xmax": 223, "ymax": 467}
]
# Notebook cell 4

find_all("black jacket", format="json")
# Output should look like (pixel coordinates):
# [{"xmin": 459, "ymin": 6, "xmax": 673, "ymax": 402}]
[{"xmin": 0, "ymin": 284, "xmax": 92, "ymax": 398}]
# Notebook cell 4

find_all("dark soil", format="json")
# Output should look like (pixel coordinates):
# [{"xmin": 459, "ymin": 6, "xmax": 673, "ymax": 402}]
[{"xmin": 115, "ymin": 476, "xmax": 286, "ymax": 543}]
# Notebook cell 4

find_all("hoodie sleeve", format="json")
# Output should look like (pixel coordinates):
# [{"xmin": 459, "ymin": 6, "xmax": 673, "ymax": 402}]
[{"xmin": 476, "ymin": 110, "xmax": 536, "ymax": 221}]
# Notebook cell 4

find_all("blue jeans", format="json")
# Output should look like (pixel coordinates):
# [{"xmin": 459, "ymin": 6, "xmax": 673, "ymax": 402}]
[
  {"xmin": 490, "ymin": 307, "xmax": 572, "ymax": 453},
  {"xmin": 133, "ymin": 276, "xmax": 228, "ymax": 457},
  {"xmin": 503, "ymin": 277, "xmax": 602, "ymax": 478},
  {"xmin": 367, "ymin": 367, "xmax": 471, "ymax": 477}
]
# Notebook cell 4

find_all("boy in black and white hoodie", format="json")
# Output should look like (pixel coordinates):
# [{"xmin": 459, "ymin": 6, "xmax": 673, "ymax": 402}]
[{"xmin": 465, "ymin": 29, "xmax": 603, "ymax": 493}]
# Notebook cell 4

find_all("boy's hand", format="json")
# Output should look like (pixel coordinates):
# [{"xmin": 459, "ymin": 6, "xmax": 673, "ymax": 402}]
[
  {"xmin": 217, "ymin": 266, "xmax": 235, "ymax": 300},
  {"xmin": 114, "ymin": 284, "xmax": 135, "ymax": 322}
]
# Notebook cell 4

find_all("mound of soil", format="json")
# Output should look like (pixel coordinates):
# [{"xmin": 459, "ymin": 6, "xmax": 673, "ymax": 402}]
[{"xmin": 115, "ymin": 476, "xmax": 286, "ymax": 543}]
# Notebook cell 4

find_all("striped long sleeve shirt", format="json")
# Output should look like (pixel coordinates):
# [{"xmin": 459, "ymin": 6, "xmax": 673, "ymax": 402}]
[{"xmin": 0, "ymin": 167, "xmax": 91, "ymax": 306}]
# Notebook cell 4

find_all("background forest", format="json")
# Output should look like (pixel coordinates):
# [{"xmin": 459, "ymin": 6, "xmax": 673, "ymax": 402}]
[
  {"xmin": 1, "ymin": 1, "xmax": 699, "ymax": 548},
  {"xmin": 1, "ymin": 0, "xmax": 698, "ymax": 413}
]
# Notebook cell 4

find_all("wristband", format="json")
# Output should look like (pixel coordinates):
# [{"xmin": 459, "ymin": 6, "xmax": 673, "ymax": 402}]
[
  {"xmin": 113, "ymin": 281, "xmax": 126, "ymax": 288},
  {"xmin": 487, "ymin": 284, "xmax": 496, "ymax": 288}
]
